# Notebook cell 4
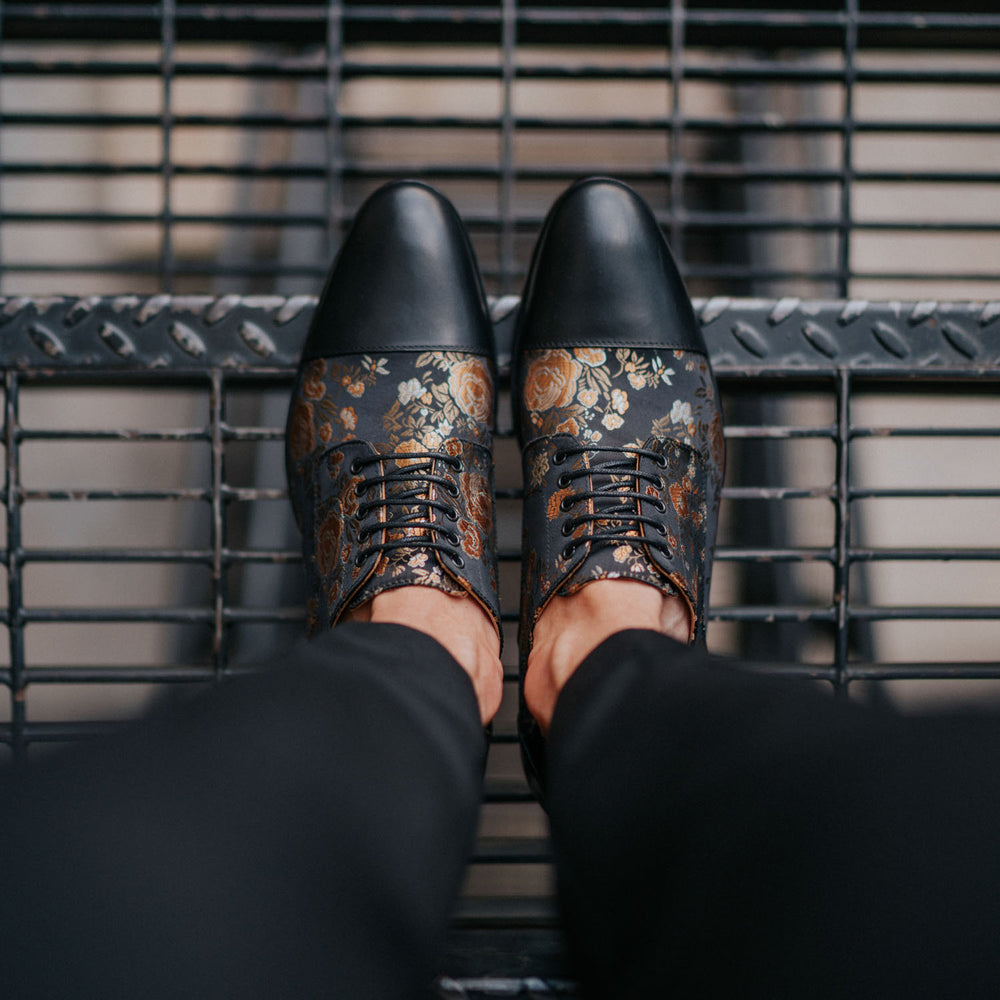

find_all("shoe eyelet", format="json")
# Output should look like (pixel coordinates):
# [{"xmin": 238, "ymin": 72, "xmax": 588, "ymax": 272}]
[
  {"xmin": 448, "ymin": 530, "xmax": 461, "ymax": 546},
  {"xmin": 559, "ymin": 496, "xmax": 575, "ymax": 513},
  {"xmin": 447, "ymin": 481, "xmax": 461, "ymax": 498},
  {"xmin": 560, "ymin": 520, "xmax": 574, "ymax": 537},
  {"xmin": 656, "ymin": 522, "xmax": 668, "ymax": 536},
  {"xmin": 445, "ymin": 507, "xmax": 459, "ymax": 522},
  {"xmin": 449, "ymin": 552, "xmax": 465, "ymax": 568},
  {"xmin": 561, "ymin": 543, "xmax": 577, "ymax": 560},
  {"xmin": 354, "ymin": 552, "xmax": 367, "ymax": 567},
  {"xmin": 655, "ymin": 499, "xmax": 667, "ymax": 513},
  {"xmin": 451, "ymin": 458, "xmax": 463, "ymax": 473},
  {"xmin": 552, "ymin": 450, "xmax": 566, "ymax": 465},
  {"xmin": 664, "ymin": 548, "xmax": 673, "ymax": 560},
  {"xmin": 354, "ymin": 482, "xmax": 366, "ymax": 497},
  {"xmin": 350, "ymin": 458, "xmax": 365, "ymax": 475},
  {"xmin": 557, "ymin": 472, "xmax": 571, "ymax": 489},
  {"xmin": 655, "ymin": 454, "xmax": 668, "ymax": 469}
]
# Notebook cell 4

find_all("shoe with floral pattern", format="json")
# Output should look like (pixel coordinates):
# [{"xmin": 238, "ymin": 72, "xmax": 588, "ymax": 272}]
[
  {"xmin": 515, "ymin": 177, "xmax": 725, "ymax": 791},
  {"xmin": 285, "ymin": 181, "xmax": 501, "ymax": 639}
]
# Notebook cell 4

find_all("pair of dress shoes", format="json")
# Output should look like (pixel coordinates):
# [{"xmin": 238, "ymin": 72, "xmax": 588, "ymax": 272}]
[{"xmin": 285, "ymin": 177, "xmax": 725, "ymax": 784}]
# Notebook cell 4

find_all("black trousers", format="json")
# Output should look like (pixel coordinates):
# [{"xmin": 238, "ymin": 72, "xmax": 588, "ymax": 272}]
[{"xmin": 3, "ymin": 624, "xmax": 1000, "ymax": 998}]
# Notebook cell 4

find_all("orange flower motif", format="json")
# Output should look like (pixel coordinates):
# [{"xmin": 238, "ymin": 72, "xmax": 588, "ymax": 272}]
[
  {"xmin": 326, "ymin": 450, "xmax": 345, "ymax": 476},
  {"xmin": 342, "ymin": 477, "xmax": 360, "ymax": 517},
  {"xmin": 395, "ymin": 439, "xmax": 424, "ymax": 467},
  {"xmin": 547, "ymin": 486, "xmax": 573, "ymax": 522},
  {"xmin": 448, "ymin": 357, "xmax": 492, "ymax": 422},
  {"xmin": 318, "ymin": 422, "xmax": 332, "ymax": 443},
  {"xmin": 346, "ymin": 382, "xmax": 365, "ymax": 398},
  {"xmin": 444, "ymin": 438, "xmax": 463, "ymax": 458},
  {"xmin": 523, "ymin": 351, "xmax": 582, "ymax": 412},
  {"xmin": 316, "ymin": 510, "xmax": 342, "ymax": 576},
  {"xmin": 555, "ymin": 417, "xmax": 580, "ymax": 436},
  {"xmin": 669, "ymin": 477, "xmax": 693, "ymax": 519},
  {"xmin": 287, "ymin": 400, "xmax": 315, "ymax": 461},
  {"xmin": 462, "ymin": 470, "xmax": 493, "ymax": 535},
  {"xmin": 458, "ymin": 518, "xmax": 482, "ymax": 558},
  {"xmin": 573, "ymin": 347, "xmax": 607, "ymax": 367},
  {"xmin": 340, "ymin": 407, "xmax": 357, "ymax": 432},
  {"xmin": 301, "ymin": 359, "xmax": 326, "ymax": 400}
]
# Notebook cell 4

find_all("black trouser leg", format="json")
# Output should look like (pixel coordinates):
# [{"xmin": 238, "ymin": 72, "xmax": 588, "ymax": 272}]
[
  {"xmin": 547, "ymin": 630, "xmax": 1000, "ymax": 999},
  {"xmin": 0, "ymin": 623, "xmax": 485, "ymax": 1000}
]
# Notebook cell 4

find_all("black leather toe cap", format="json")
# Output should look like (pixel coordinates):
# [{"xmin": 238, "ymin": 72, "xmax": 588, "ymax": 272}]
[
  {"xmin": 517, "ymin": 177, "xmax": 705, "ymax": 354},
  {"xmin": 302, "ymin": 181, "xmax": 494, "ymax": 360}
]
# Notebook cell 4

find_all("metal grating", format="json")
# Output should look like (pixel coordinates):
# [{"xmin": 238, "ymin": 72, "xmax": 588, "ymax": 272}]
[
  {"xmin": 1, "ymin": 3, "xmax": 1000, "ymax": 993},
  {"xmin": 1, "ymin": 2, "xmax": 998, "ymax": 299},
  {"xmin": 2, "ymin": 293, "xmax": 999, "ymax": 988}
]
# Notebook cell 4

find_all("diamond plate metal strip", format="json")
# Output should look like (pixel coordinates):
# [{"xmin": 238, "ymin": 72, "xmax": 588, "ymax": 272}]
[{"xmin": 0, "ymin": 295, "xmax": 998, "ymax": 374}]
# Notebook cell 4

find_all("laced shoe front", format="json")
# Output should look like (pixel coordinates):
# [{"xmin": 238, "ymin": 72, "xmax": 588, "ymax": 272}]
[
  {"xmin": 285, "ymin": 182, "xmax": 500, "ymax": 637},
  {"xmin": 515, "ymin": 178, "xmax": 725, "ymax": 793}
]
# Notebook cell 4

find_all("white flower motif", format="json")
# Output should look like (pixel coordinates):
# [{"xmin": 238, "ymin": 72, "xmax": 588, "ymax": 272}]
[
  {"xmin": 602, "ymin": 412, "xmax": 624, "ymax": 430},
  {"xmin": 660, "ymin": 369, "xmax": 675, "ymax": 386},
  {"xmin": 670, "ymin": 399, "xmax": 692, "ymax": 425},
  {"xmin": 611, "ymin": 388, "xmax": 629, "ymax": 414},
  {"xmin": 363, "ymin": 355, "xmax": 390, "ymax": 375},
  {"xmin": 397, "ymin": 378, "xmax": 424, "ymax": 405},
  {"xmin": 438, "ymin": 419, "xmax": 453, "ymax": 436}
]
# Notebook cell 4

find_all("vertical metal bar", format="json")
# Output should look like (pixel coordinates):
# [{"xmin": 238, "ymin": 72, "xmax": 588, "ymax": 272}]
[
  {"xmin": 0, "ymin": 3, "xmax": 5, "ymax": 289},
  {"xmin": 160, "ymin": 0, "xmax": 177, "ymax": 292},
  {"xmin": 5, "ymin": 371, "xmax": 26, "ymax": 761},
  {"xmin": 499, "ymin": 0, "xmax": 517, "ymax": 295},
  {"xmin": 838, "ymin": 0, "xmax": 858, "ymax": 297},
  {"xmin": 833, "ymin": 368, "xmax": 851, "ymax": 695},
  {"xmin": 325, "ymin": 0, "xmax": 345, "ymax": 260},
  {"xmin": 210, "ymin": 369, "xmax": 227, "ymax": 679},
  {"xmin": 669, "ymin": 0, "xmax": 686, "ymax": 267}
]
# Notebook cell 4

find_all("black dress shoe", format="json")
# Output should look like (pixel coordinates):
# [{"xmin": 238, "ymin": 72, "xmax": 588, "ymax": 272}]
[
  {"xmin": 515, "ymin": 177, "xmax": 725, "ymax": 793},
  {"xmin": 286, "ymin": 181, "xmax": 501, "ymax": 638}
]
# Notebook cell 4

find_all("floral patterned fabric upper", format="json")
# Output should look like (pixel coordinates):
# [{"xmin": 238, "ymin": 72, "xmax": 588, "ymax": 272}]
[
  {"xmin": 517, "ymin": 346, "xmax": 725, "ymax": 647},
  {"xmin": 286, "ymin": 350, "xmax": 499, "ymax": 635}
]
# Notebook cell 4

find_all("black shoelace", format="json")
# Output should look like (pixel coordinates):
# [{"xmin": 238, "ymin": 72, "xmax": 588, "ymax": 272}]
[
  {"xmin": 351, "ymin": 451, "xmax": 466, "ymax": 568},
  {"xmin": 553, "ymin": 445, "xmax": 673, "ymax": 562}
]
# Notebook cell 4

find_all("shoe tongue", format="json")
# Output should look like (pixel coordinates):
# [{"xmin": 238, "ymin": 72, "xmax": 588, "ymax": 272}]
[
  {"xmin": 555, "ymin": 438, "xmax": 679, "ymax": 599},
  {"xmin": 556, "ymin": 538, "xmax": 679, "ymax": 599}
]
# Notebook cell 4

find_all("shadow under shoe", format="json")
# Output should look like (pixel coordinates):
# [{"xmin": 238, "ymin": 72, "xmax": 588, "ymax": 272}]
[
  {"xmin": 515, "ymin": 177, "xmax": 726, "ymax": 796},
  {"xmin": 285, "ymin": 181, "xmax": 501, "ymax": 639}
]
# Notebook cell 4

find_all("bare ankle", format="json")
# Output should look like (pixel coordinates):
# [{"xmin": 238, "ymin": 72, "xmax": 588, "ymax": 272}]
[
  {"xmin": 524, "ymin": 579, "xmax": 691, "ymax": 734},
  {"xmin": 344, "ymin": 587, "xmax": 503, "ymax": 724}
]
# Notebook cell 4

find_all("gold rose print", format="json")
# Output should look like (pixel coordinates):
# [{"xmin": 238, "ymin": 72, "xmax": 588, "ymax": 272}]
[{"xmin": 523, "ymin": 350, "xmax": 583, "ymax": 412}]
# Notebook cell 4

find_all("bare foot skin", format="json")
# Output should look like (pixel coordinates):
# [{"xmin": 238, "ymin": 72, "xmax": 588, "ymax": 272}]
[
  {"xmin": 524, "ymin": 579, "xmax": 691, "ymax": 735},
  {"xmin": 345, "ymin": 587, "xmax": 504, "ymax": 725}
]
